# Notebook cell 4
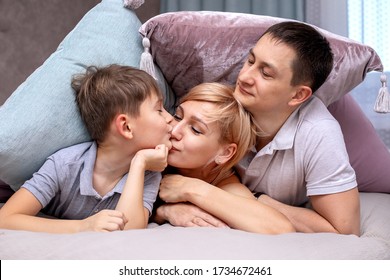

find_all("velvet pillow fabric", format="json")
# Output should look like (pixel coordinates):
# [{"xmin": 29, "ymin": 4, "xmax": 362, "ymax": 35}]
[
  {"xmin": 139, "ymin": 11, "xmax": 383, "ymax": 106},
  {"xmin": 140, "ymin": 11, "xmax": 390, "ymax": 193},
  {"xmin": 328, "ymin": 94, "xmax": 390, "ymax": 193},
  {"xmin": 0, "ymin": 180, "xmax": 14, "ymax": 203}
]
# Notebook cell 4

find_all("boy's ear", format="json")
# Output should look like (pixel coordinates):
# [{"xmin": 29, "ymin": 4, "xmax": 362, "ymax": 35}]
[
  {"xmin": 215, "ymin": 143, "xmax": 237, "ymax": 165},
  {"xmin": 115, "ymin": 114, "xmax": 133, "ymax": 139},
  {"xmin": 289, "ymin": 85, "xmax": 312, "ymax": 106}
]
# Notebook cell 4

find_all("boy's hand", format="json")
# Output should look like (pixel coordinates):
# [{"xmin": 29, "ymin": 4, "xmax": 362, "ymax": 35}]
[
  {"xmin": 132, "ymin": 144, "xmax": 169, "ymax": 172},
  {"xmin": 80, "ymin": 209, "xmax": 128, "ymax": 232}
]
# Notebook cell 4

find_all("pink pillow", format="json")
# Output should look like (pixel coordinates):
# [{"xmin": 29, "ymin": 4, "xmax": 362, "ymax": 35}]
[
  {"xmin": 328, "ymin": 94, "xmax": 390, "ymax": 193},
  {"xmin": 140, "ymin": 11, "xmax": 389, "ymax": 193},
  {"xmin": 0, "ymin": 179, "xmax": 14, "ymax": 203},
  {"xmin": 139, "ymin": 11, "xmax": 383, "ymax": 106}
]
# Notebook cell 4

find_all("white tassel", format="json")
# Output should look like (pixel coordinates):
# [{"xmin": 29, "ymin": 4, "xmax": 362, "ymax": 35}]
[
  {"xmin": 123, "ymin": 0, "xmax": 144, "ymax": 10},
  {"xmin": 374, "ymin": 73, "xmax": 390, "ymax": 113},
  {"xmin": 140, "ymin": 37, "xmax": 157, "ymax": 80}
]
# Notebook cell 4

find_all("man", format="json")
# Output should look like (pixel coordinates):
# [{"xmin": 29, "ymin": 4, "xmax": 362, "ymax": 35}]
[{"xmin": 158, "ymin": 21, "xmax": 360, "ymax": 235}]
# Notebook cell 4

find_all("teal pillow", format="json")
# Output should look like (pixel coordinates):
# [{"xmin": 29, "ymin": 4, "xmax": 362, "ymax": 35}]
[{"xmin": 0, "ymin": 0, "xmax": 173, "ymax": 190}]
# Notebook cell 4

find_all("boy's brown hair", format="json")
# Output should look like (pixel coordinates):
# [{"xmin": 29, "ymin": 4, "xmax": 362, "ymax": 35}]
[{"xmin": 72, "ymin": 65, "xmax": 162, "ymax": 142}]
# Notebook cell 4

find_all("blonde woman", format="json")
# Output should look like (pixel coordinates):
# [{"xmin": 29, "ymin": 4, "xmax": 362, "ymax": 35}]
[{"xmin": 154, "ymin": 82, "xmax": 295, "ymax": 234}]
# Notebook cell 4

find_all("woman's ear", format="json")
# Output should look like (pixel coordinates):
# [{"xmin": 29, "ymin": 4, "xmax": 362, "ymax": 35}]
[
  {"xmin": 115, "ymin": 114, "xmax": 133, "ymax": 139},
  {"xmin": 289, "ymin": 85, "xmax": 312, "ymax": 106},
  {"xmin": 215, "ymin": 143, "xmax": 237, "ymax": 165}
]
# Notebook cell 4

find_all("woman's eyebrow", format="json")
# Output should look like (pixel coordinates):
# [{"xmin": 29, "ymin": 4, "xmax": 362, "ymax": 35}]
[
  {"xmin": 190, "ymin": 115, "xmax": 208, "ymax": 128},
  {"xmin": 178, "ymin": 104, "xmax": 209, "ymax": 131}
]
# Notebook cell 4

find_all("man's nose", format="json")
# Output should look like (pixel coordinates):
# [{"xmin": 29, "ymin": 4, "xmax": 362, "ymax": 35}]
[{"xmin": 238, "ymin": 65, "xmax": 255, "ymax": 85}]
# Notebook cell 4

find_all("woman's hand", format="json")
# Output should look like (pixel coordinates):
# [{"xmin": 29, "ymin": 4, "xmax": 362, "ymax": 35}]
[
  {"xmin": 156, "ymin": 203, "xmax": 228, "ymax": 228},
  {"xmin": 159, "ymin": 174, "xmax": 196, "ymax": 203}
]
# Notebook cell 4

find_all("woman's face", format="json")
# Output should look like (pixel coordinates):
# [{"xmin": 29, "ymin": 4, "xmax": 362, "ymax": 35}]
[{"xmin": 168, "ymin": 100, "xmax": 223, "ymax": 170}]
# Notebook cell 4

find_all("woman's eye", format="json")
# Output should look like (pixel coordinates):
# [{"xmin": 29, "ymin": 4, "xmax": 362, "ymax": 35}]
[{"xmin": 191, "ymin": 127, "xmax": 202, "ymax": 135}]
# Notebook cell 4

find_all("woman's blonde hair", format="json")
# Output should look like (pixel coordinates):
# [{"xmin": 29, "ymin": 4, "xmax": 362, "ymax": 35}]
[{"xmin": 179, "ymin": 82, "xmax": 258, "ymax": 185}]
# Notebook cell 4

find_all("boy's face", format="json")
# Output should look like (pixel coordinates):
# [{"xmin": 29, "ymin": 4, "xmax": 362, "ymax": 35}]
[
  {"xmin": 131, "ymin": 93, "xmax": 173, "ymax": 150},
  {"xmin": 233, "ymin": 34, "xmax": 299, "ymax": 118}
]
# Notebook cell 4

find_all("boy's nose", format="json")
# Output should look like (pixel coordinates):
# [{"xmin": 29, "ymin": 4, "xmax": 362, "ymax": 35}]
[{"xmin": 171, "ymin": 122, "xmax": 182, "ymax": 140}]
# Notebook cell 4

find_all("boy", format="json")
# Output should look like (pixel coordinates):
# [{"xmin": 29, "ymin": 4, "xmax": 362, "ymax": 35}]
[{"xmin": 0, "ymin": 65, "xmax": 173, "ymax": 233}]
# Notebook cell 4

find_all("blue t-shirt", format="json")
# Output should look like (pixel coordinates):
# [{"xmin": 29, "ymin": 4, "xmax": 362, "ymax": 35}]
[{"xmin": 23, "ymin": 142, "xmax": 160, "ymax": 219}]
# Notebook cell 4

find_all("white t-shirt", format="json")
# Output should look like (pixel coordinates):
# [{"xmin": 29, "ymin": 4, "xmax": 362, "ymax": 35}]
[{"xmin": 236, "ymin": 96, "xmax": 357, "ymax": 206}]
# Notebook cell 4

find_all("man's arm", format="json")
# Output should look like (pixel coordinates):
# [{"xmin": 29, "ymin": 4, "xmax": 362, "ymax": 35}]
[
  {"xmin": 310, "ymin": 188, "xmax": 360, "ymax": 235},
  {"xmin": 258, "ymin": 188, "xmax": 360, "ymax": 235}
]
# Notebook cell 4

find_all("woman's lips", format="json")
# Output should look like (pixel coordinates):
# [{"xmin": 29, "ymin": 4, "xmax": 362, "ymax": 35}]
[{"xmin": 169, "ymin": 146, "xmax": 179, "ymax": 152}]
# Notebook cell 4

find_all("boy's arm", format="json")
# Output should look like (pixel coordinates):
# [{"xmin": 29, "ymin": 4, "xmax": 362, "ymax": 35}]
[
  {"xmin": 116, "ymin": 144, "xmax": 168, "ymax": 230},
  {"xmin": 115, "ymin": 157, "xmax": 150, "ymax": 230},
  {"xmin": 0, "ymin": 188, "xmax": 127, "ymax": 233}
]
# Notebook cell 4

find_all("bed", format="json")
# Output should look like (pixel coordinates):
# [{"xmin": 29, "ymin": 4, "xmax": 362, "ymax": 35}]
[{"xmin": 1, "ymin": 0, "xmax": 390, "ymax": 261}]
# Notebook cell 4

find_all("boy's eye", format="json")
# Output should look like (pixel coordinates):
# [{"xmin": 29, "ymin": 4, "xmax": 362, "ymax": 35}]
[{"xmin": 173, "ymin": 114, "xmax": 182, "ymax": 121}]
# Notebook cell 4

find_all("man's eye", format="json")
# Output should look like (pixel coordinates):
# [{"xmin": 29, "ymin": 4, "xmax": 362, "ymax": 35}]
[
  {"xmin": 262, "ymin": 69, "xmax": 272, "ymax": 78},
  {"xmin": 262, "ymin": 71, "xmax": 271, "ymax": 77}
]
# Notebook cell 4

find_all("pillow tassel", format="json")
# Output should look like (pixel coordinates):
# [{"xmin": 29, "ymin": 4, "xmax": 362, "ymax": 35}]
[
  {"xmin": 140, "ymin": 37, "xmax": 157, "ymax": 80},
  {"xmin": 374, "ymin": 73, "xmax": 390, "ymax": 113},
  {"xmin": 123, "ymin": 0, "xmax": 144, "ymax": 10}
]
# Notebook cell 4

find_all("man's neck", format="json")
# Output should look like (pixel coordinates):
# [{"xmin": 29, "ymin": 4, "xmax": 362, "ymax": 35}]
[{"xmin": 253, "ymin": 109, "xmax": 294, "ymax": 151}]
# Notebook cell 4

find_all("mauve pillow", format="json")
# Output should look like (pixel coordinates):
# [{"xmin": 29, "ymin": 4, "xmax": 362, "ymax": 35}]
[
  {"xmin": 0, "ymin": 179, "xmax": 14, "ymax": 203},
  {"xmin": 140, "ymin": 11, "xmax": 390, "ymax": 193},
  {"xmin": 139, "ymin": 11, "xmax": 383, "ymax": 106},
  {"xmin": 328, "ymin": 94, "xmax": 390, "ymax": 193}
]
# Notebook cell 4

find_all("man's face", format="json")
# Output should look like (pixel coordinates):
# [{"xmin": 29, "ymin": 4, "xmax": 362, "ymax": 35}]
[{"xmin": 233, "ymin": 34, "xmax": 299, "ymax": 118}]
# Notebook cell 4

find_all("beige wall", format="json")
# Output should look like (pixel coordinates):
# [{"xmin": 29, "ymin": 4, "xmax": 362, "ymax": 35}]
[{"xmin": 0, "ymin": 0, "xmax": 160, "ymax": 105}]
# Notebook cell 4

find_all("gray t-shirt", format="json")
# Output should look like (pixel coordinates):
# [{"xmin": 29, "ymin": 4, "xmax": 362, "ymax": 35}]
[
  {"xmin": 236, "ymin": 96, "xmax": 356, "ymax": 206},
  {"xmin": 23, "ymin": 142, "xmax": 160, "ymax": 219}
]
